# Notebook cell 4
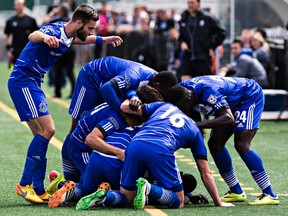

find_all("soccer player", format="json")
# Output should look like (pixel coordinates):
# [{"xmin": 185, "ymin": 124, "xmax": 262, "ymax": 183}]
[
  {"xmin": 76, "ymin": 101, "xmax": 234, "ymax": 210},
  {"xmin": 166, "ymin": 76, "xmax": 279, "ymax": 205},
  {"xmin": 8, "ymin": 4, "xmax": 123, "ymax": 204}
]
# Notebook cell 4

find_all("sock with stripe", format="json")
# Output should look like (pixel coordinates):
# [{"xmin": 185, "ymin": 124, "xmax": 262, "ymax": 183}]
[
  {"xmin": 20, "ymin": 134, "xmax": 49, "ymax": 187},
  {"xmin": 211, "ymin": 147, "xmax": 243, "ymax": 194},
  {"xmin": 104, "ymin": 191, "xmax": 127, "ymax": 207},
  {"xmin": 149, "ymin": 184, "xmax": 180, "ymax": 208},
  {"xmin": 241, "ymin": 150, "xmax": 276, "ymax": 197}
]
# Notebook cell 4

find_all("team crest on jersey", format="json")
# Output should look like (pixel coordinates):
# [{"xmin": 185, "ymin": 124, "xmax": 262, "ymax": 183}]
[
  {"xmin": 41, "ymin": 26, "xmax": 55, "ymax": 35},
  {"xmin": 39, "ymin": 102, "xmax": 48, "ymax": 113},
  {"xmin": 207, "ymin": 94, "xmax": 217, "ymax": 105}
]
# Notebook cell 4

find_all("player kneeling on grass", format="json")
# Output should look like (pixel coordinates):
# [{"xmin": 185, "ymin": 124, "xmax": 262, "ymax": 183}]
[{"xmin": 75, "ymin": 100, "xmax": 234, "ymax": 210}]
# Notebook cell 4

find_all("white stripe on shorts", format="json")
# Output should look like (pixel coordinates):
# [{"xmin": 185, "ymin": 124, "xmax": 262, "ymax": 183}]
[
  {"xmin": 247, "ymin": 103, "xmax": 256, "ymax": 130},
  {"xmin": 71, "ymin": 86, "xmax": 86, "ymax": 119},
  {"xmin": 22, "ymin": 87, "xmax": 38, "ymax": 118},
  {"xmin": 82, "ymin": 152, "xmax": 90, "ymax": 165}
]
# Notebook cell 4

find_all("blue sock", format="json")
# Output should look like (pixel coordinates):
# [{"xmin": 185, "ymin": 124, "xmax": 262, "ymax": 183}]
[
  {"xmin": 211, "ymin": 147, "xmax": 243, "ymax": 194},
  {"xmin": 104, "ymin": 191, "xmax": 128, "ymax": 207},
  {"xmin": 241, "ymin": 150, "xmax": 276, "ymax": 197},
  {"xmin": 149, "ymin": 184, "xmax": 180, "ymax": 208},
  {"xmin": 33, "ymin": 158, "xmax": 47, "ymax": 195},
  {"xmin": 71, "ymin": 186, "xmax": 82, "ymax": 202},
  {"xmin": 20, "ymin": 134, "xmax": 49, "ymax": 186},
  {"xmin": 61, "ymin": 134, "xmax": 81, "ymax": 182}
]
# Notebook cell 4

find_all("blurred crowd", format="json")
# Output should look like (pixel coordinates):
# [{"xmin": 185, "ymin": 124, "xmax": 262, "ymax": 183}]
[{"xmin": 5, "ymin": 0, "xmax": 288, "ymax": 98}]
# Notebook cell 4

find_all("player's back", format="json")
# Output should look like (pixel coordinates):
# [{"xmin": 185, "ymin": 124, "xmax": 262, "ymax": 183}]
[
  {"xmin": 85, "ymin": 56, "xmax": 157, "ymax": 87},
  {"xmin": 72, "ymin": 103, "xmax": 119, "ymax": 144},
  {"xmin": 181, "ymin": 76, "xmax": 260, "ymax": 110},
  {"xmin": 132, "ymin": 103, "xmax": 200, "ymax": 151}
]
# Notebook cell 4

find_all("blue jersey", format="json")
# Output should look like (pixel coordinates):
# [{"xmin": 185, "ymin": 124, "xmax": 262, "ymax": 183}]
[
  {"xmin": 84, "ymin": 56, "xmax": 157, "ymax": 94},
  {"xmin": 14, "ymin": 21, "xmax": 73, "ymax": 81},
  {"xmin": 71, "ymin": 103, "xmax": 128, "ymax": 151},
  {"xmin": 134, "ymin": 102, "xmax": 207, "ymax": 159},
  {"xmin": 179, "ymin": 76, "xmax": 261, "ymax": 115},
  {"xmin": 93, "ymin": 126, "xmax": 141, "ymax": 158}
]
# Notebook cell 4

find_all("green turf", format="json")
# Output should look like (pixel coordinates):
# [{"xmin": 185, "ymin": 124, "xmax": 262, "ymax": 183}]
[{"xmin": 0, "ymin": 62, "xmax": 287, "ymax": 215}]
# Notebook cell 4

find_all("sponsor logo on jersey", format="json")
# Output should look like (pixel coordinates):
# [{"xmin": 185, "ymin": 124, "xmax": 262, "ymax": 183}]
[
  {"xmin": 109, "ymin": 117, "xmax": 120, "ymax": 129},
  {"xmin": 207, "ymin": 94, "xmax": 217, "ymax": 105}
]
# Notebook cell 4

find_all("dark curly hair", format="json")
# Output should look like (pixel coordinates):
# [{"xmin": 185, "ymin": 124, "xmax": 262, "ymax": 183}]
[{"xmin": 137, "ymin": 85, "xmax": 164, "ymax": 103}]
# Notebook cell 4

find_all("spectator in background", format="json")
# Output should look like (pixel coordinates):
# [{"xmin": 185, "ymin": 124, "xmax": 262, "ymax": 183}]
[
  {"xmin": 219, "ymin": 39, "xmax": 268, "ymax": 89},
  {"xmin": 240, "ymin": 29, "xmax": 254, "ymax": 57},
  {"xmin": 94, "ymin": 2, "xmax": 114, "ymax": 58},
  {"xmin": 43, "ymin": 3, "xmax": 76, "ymax": 98},
  {"xmin": 177, "ymin": 0, "xmax": 226, "ymax": 81},
  {"xmin": 154, "ymin": 9, "xmax": 175, "ymax": 35},
  {"xmin": 4, "ymin": 0, "xmax": 38, "ymax": 69},
  {"xmin": 250, "ymin": 31, "xmax": 271, "ymax": 75}
]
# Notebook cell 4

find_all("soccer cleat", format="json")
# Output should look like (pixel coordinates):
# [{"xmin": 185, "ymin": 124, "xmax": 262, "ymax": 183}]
[
  {"xmin": 221, "ymin": 191, "xmax": 246, "ymax": 202},
  {"xmin": 46, "ymin": 173, "xmax": 66, "ymax": 195},
  {"xmin": 15, "ymin": 183, "xmax": 43, "ymax": 204},
  {"xmin": 249, "ymin": 193, "xmax": 279, "ymax": 205},
  {"xmin": 34, "ymin": 192, "xmax": 51, "ymax": 204},
  {"xmin": 97, "ymin": 182, "xmax": 111, "ymax": 193},
  {"xmin": 48, "ymin": 181, "xmax": 76, "ymax": 208},
  {"xmin": 134, "ymin": 177, "xmax": 149, "ymax": 210},
  {"xmin": 76, "ymin": 189, "xmax": 106, "ymax": 211}
]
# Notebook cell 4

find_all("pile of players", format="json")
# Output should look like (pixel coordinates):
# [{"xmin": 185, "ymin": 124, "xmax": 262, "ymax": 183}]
[{"xmin": 45, "ymin": 56, "xmax": 279, "ymax": 210}]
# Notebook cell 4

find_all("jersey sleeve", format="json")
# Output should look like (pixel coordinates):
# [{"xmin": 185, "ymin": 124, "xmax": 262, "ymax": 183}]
[
  {"xmin": 39, "ymin": 23, "xmax": 57, "ymax": 36},
  {"xmin": 142, "ymin": 102, "xmax": 165, "ymax": 117},
  {"xmin": 201, "ymin": 87, "xmax": 229, "ymax": 114},
  {"xmin": 96, "ymin": 114, "xmax": 128, "ymax": 138},
  {"xmin": 187, "ymin": 129, "xmax": 207, "ymax": 160}
]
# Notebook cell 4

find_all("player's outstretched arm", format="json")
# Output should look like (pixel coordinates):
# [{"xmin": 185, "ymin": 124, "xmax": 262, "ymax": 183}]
[
  {"xmin": 73, "ymin": 35, "xmax": 123, "ymax": 47},
  {"xmin": 197, "ymin": 107, "xmax": 235, "ymax": 129},
  {"xmin": 195, "ymin": 159, "xmax": 234, "ymax": 207}
]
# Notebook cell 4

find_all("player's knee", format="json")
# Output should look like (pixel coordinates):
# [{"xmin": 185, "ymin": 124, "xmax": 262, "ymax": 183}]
[
  {"xmin": 44, "ymin": 125, "xmax": 56, "ymax": 139},
  {"xmin": 234, "ymin": 142, "xmax": 250, "ymax": 156},
  {"xmin": 208, "ymin": 139, "xmax": 224, "ymax": 152}
]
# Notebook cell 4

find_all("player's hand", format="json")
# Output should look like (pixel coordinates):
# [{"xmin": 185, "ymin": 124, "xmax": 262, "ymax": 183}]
[
  {"xmin": 188, "ymin": 194, "xmax": 209, "ymax": 204},
  {"xmin": 129, "ymin": 96, "xmax": 142, "ymax": 112},
  {"xmin": 220, "ymin": 202, "xmax": 235, "ymax": 207},
  {"xmin": 116, "ymin": 149, "xmax": 125, "ymax": 162},
  {"xmin": 44, "ymin": 35, "xmax": 61, "ymax": 48},
  {"xmin": 103, "ymin": 36, "xmax": 123, "ymax": 47}
]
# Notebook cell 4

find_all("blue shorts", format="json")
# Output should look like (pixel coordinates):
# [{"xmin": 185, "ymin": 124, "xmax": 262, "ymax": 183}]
[
  {"xmin": 8, "ymin": 71, "xmax": 49, "ymax": 122},
  {"xmin": 78, "ymin": 151, "xmax": 123, "ymax": 196},
  {"xmin": 120, "ymin": 141, "xmax": 183, "ymax": 192},
  {"xmin": 69, "ymin": 67, "xmax": 104, "ymax": 120},
  {"xmin": 67, "ymin": 138, "xmax": 92, "ymax": 183},
  {"xmin": 233, "ymin": 86, "xmax": 264, "ymax": 131}
]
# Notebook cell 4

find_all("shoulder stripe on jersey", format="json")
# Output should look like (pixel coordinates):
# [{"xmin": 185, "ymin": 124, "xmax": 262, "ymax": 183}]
[
  {"xmin": 102, "ymin": 122, "xmax": 113, "ymax": 131},
  {"xmin": 22, "ymin": 87, "xmax": 38, "ymax": 118},
  {"xmin": 71, "ymin": 86, "xmax": 86, "ymax": 118},
  {"xmin": 17, "ymin": 59, "xmax": 25, "ymax": 63}
]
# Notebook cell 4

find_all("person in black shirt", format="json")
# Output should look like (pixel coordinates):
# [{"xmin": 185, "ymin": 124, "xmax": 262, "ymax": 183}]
[
  {"xmin": 4, "ymin": 0, "xmax": 38, "ymax": 68},
  {"xmin": 178, "ymin": 0, "xmax": 225, "ymax": 81}
]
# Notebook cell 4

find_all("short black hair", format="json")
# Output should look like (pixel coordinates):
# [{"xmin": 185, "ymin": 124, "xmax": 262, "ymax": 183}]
[
  {"xmin": 232, "ymin": 39, "xmax": 244, "ymax": 48},
  {"xmin": 152, "ymin": 71, "xmax": 178, "ymax": 88},
  {"xmin": 72, "ymin": 5, "xmax": 99, "ymax": 25},
  {"xmin": 181, "ymin": 171, "xmax": 197, "ymax": 194},
  {"xmin": 166, "ymin": 85, "xmax": 188, "ymax": 105},
  {"xmin": 137, "ymin": 85, "xmax": 164, "ymax": 103}
]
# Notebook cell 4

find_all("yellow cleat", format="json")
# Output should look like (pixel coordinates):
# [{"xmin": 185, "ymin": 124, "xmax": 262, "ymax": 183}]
[
  {"xmin": 15, "ymin": 183, "xmax": 43, "ymax": 204},
  {"xmin": 46, "ymin": 173, "xmax": 66, "ymax": 195},
  {"xmin": 36, "ymin": 192, "xmax": 51, "ymax": 204},
  {"xmin": 221, "ymin": 191, "xmax": 246, "ymax": 202},
  {"xmin": 249, "ymin": 193, "xmax": 279, "ymax": 205}
]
